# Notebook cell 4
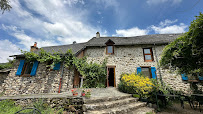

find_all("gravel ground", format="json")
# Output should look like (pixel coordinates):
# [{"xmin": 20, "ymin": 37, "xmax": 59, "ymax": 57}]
[{"xmin": 157, "ymin": 102, "xmax": 203, "ymax": 114}]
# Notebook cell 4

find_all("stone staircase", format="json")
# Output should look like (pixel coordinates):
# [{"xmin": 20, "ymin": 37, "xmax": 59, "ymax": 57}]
[{"xmin": 83, "ymin": 94, "xmax": 154, "ymax": 114}]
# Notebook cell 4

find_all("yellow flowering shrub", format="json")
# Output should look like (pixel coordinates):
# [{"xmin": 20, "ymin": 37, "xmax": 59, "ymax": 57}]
[{"xmin": 120, "ymin": 73, "xmax": 154, "ymax": 97}]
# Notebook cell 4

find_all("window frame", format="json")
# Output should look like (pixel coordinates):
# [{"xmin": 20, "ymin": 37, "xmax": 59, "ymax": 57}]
[
  {"xmin": 106, "ymin": 45, "xmax": 114, "ymax": 55},
  {"xmin": 143, "ymin": 48, "xmax": 154, "ymax": 62},
  {"xmin": 141, "ymin": 66, "xmax": 152, "ymax": 78},
  {"xmin": 21, "ymin": 61, "xmax": 33, "ymax": 77}
]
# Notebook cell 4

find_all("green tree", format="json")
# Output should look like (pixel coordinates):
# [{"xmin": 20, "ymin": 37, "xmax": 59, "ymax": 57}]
[
  {"xmin": 0, "ymin": 59, "xmax": 15, "ymax": 70},
  {"xmin": 160, "ymin": 13, "xmax": 203, "ymax": 75},
  {"xmin": 0, "ymin": 0, "xmax": 12, "ymax": 14}
]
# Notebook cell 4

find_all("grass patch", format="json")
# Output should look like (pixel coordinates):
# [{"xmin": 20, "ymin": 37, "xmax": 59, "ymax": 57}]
[
  {"xmin": 0, "ymin": 99, "xmax": 64, "ymax": 114},
  {"xmin": 0, "ymin": 99, "xmax": 22, "ymax": 114}
]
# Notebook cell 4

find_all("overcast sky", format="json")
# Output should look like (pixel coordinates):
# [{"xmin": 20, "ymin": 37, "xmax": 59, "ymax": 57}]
[{"xmin": 0, "ymin": 0, "xmax": 202, "ymax": 62}]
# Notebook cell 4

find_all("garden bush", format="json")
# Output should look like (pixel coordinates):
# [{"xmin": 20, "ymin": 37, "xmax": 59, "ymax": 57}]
[
  {"xmin": 0, "ymin": 99, "xmax": 64, "ymax": 114},
  {"xmin": 118, "ymin": 73, "xmax": 154, "ymax": 98},
  {"xmin": 0, "ymin": 100, "xmax": 22, "ymax": 114}
]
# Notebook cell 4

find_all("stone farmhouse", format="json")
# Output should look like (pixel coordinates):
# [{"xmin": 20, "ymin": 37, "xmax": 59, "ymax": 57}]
[{"xmin": 0, "ymin": 32, "xmax": 197, "ymax": 96}]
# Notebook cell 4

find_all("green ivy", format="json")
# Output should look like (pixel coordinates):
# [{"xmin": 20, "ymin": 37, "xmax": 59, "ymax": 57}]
[
  {"xmin": 160, "ymin": 12, "xmax": 203, "ymax": 74},
  {"xmin": 22, "ymin": 48, "xmax": 107, "ymax": 88}
]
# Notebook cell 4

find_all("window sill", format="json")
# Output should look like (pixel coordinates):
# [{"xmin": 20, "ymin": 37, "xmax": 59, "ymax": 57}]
[
  {"xmin": 188, "ymin": 80, "xmax": 199, "ymax": 83},
  {"xmin": 106, "ymin": 53, "xmax": 114, "ymax": 55},
  {"xmin": 144, "ymin": 60, "xmax": 154, "ymax": 62},
  {"xmin": 21, "ymin": 74, "xmax": 31, "ymax": 77}
]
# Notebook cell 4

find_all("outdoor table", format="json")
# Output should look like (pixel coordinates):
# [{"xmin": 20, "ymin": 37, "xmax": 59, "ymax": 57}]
[
  {"xmin": 191, "ymin": 94, "xmax": 203, "ymax": 112},
  {"xmin": 157, "ymin": 94, "xmax": 180, "ymax": 107},
  {"xmin": 180, "ymin": 94, "xmax": 195, "ymax": 109}
]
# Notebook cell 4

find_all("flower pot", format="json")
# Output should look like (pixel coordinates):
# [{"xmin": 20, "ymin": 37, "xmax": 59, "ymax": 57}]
[
  {"xmin": 73, "ymin": 93, "xmax": 78, "ymax": 96},
  {"xmin": 81, "ymin": 93, "xmax": 85, "ymax": 96}
]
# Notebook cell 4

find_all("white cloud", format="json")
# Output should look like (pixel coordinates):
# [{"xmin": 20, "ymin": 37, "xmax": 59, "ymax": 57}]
[
  {"xmin": 0, "ymin": 40, "xmax": 21, "ymax": 63},
  {"xmin": 1, "ymin": 0, "xmax": 102, "ymax": 47},
  {"xmin": 151, "ymin": 19, "xmax": 187, "ymax": 34},
  {"xmin": 159, "ymin": 19, "xmax": 178, "ymax": 27},
  {"xmin": 63, "ymin": 0, "xmax": 85, "ymax": 6},
  {"xmin": 114, "ymin": 27, "xmax": 148, "ymax": 37},
  {"xmin": 147, "ymin": 0, "xmax": 182, "ymax": 5},
  {"xmin": 13, "ymin": 32, "xmax": 60, "ymax": 50},
  {"xmin": 114, "ymin": 19, "xmax": 187, "ymax": 36}
]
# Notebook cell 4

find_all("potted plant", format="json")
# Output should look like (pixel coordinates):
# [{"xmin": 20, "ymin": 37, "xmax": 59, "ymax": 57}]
[
  {"xmin": 85, "ymin": 89, "xmax": 91, "ymax": 99},
  {"xmin": 81, "ymin": 90, "xmax": 85, "ymax": 96},
  {"xmin": 71, "ymin": 88, "xmax": 78, "ymax": 96}
]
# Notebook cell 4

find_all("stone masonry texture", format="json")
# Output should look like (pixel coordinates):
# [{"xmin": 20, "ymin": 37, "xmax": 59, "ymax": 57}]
[
  {"xmin": 1, "ymin": 44, "xmax": 203, "ymax": 95},
  {"xmin": 84, "ymin": 45, "xmax": 203, "ymax": 94},
  {"xmin": 1, "ymin": 59, "xmax": 74, "ymax": 96}
]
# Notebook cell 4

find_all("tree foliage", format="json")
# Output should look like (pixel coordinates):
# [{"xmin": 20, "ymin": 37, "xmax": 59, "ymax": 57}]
[
  {"xmin": 160, "ymin": 13, "xmax": 203, "ymax": 74},
  {"xmin": 0, "ymin": 59, "xmax": 15, "ymax": 70},
  {"xmin": 0, "ymin": 0, "xmax": 12, "ymax": 14}
]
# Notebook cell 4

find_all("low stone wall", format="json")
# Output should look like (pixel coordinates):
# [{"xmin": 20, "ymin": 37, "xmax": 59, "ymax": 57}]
[{"xmin": 0, "ymin": 94, "xmax": 83, "ymax": 113}]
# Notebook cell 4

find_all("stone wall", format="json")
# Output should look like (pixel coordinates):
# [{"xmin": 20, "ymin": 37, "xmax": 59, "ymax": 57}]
[
  {"xmin": 84, "ymin": 45, "xmax": 202, "ymax": 94},
  {"xmin": 0, "ymin": 72, "xmax": 8, "ymax": 86},
  {"xmin": 1, "ymin": 60, "xmax": 74, "ymax": 96},
  {"xmin": 0, "ymin": 96, "xmax": 83, "ymax": 113},
  {"xmin": 0, "ymin": 71, "xmax": 9, "ymax": 94}
]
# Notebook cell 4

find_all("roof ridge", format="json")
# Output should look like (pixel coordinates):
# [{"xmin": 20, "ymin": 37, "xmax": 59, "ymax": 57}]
[
  {"xmin": 91, "ymin": 33, "xmax": 182, "ymax": 39},
  {"xmin": 41, "ymin": 42, "xmax": 86, "ymax": 48}
]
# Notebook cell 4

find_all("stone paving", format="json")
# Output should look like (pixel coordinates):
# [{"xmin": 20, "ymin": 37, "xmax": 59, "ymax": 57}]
[
  {"xmin": 0, "ymin": 87, "xmax": 129, "ymax": 99},
  {"xmin": 0, "ymin": 87, "xmax": 154, "ymax": 114}
]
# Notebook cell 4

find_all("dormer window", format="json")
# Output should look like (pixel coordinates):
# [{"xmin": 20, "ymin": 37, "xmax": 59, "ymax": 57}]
[
  {"xmin": 105, "ymin": 39, "xmax": 115, "ymax": 55},
  {"xmin": 107, "ymin": 46, "xmax": 113, "ymax": 54}
]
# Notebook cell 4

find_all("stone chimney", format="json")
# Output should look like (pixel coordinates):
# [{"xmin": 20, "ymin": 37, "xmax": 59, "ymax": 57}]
[
  {"xmin": 96, "ymin": 32, "xmax": 100, "ymax": 38},
  {"xmin": 73, "ymin": 41, "xmax": 76, "ymax": 44},
  {"xmin": 30, "ymin": 42, "xmax": 38, "ymax": 52}
]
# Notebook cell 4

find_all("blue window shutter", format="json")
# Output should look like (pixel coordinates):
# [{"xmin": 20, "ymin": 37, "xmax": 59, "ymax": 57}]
[
  {"xmin": 137, "ymin": 67, "xmax": 142, "ymax": 74},
  {"xmin": 53, "ymin": 62, "xmax": 61, "ymax": 70},
  {"xmin": 30, "ymin": 61, "xmax": 39, "ymax": 76},
  {"xmin": 198, "ymin": 73, "xmax": 203, "ymax": 81},
  {"xmin": 16, "ymin": 60, "xmax": 25, "ymax": 76},
  {"xmin": 151, "ymin": 67, "xmax": 157, "ymax": 79},
  {"xmin": 181, "ymin": 73, "xmax": 188, "ymax": 81}
]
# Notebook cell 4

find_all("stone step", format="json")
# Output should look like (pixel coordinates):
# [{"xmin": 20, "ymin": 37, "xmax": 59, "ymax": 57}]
[
  {"xmin": 83, "ymin": 94, "xmax": 132, "ymax": 104},
  {"xmin": 83, "ymin": 97, "xmax": 139, "ymax": 111},
  {"xmin": 129, "ymin": 107, "xmax": 155, "ymax": 114},
  {"xmin": 84, "ymin": 102, "xmax": 146, "ymax": 114}
]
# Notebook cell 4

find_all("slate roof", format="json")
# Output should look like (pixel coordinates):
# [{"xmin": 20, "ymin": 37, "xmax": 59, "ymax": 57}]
[
  {"xmin": 11, "ymin": 34, "xmax": 182, "ymax": 57},
  {"xmin": 86, "ymin": 34, "xmax": 182, "ymax": 46},
  {"xmin": 39, "ymin": 43, "xmax": 86, "ymax": 54}
]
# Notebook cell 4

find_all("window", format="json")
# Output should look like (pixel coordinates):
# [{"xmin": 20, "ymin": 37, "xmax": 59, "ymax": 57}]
[
  {"xmin": 182, "ymin": 73, "xmax": 203, "ymax": 82},
  {"xmin": 22, "ymin": 62, "xmax": 34, "ymax": 76},
  {"xmin": 143, "ymin": 48, "xmax": 153, "ymax": 62},
  {"xmin": 107, "ymin": 46, "xmax": 114, "ymax": 54},
  {"xmin": 16, "ymin": 60, "xmax": 39, "ymax": 76},
  {"xmin": 141, "ymin": 67, "xmax": 152, "ymax": 78},
  {"xmin": 105, "ymin": 39, "xmax": 115, "ymax": 55},
  {"xmin": 137, "ymin": 67, "xmax": 157, "ymax": 79}
]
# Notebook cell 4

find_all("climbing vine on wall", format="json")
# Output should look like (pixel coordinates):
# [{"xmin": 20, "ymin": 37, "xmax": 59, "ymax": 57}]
[
  {"xmin": 21, "ymin": 49, "xmax": 107, "ymax": 88},
  {"xmin": 160, "ymin": 13, "xmax": 203, "ymax": 74}
]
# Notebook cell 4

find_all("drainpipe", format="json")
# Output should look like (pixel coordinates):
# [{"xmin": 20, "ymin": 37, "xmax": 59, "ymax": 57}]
[
  {"xmin": 58, "ymin": 61, "xmax": 64, "ymax": 93},
  {"xmin": 153, "ymin": 43, "xmax": 163, "ymax": 85}
]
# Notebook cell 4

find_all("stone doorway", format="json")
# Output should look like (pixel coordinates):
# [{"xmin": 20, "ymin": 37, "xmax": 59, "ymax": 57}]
[{"xmin": 107, "ymin": 66, "xmax": 116, "ymax": 87}]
